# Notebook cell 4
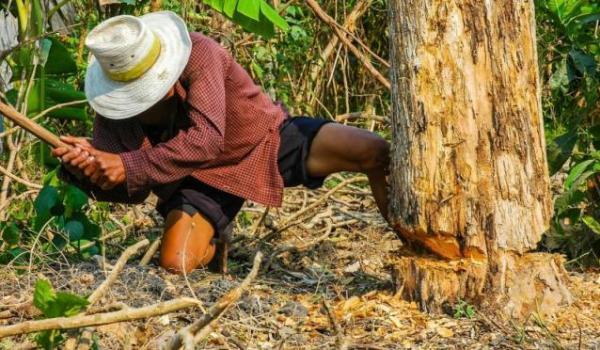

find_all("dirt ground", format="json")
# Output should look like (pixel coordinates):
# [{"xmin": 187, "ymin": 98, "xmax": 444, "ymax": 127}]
[{"xmin": 0, "ymin": 177, "xmax": 599, "ymax": 349}]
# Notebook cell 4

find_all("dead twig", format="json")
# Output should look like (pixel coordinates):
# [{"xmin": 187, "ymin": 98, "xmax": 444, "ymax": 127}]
[
  {"xmin": 0, "ymin": 297, "xmax": 201, "ymax": 339},
  {"xmin": 280, "ymin": 176, "xmax": 368, "ymax": 226},
  {"xmin": 165, "ymin": 251, "xmax": 264, "ymax": 350},
  {"xmin": 322, "ymin": 300, "xmax": 348, "ymax": 350},
  {"xmin": 87, "ymin": 238, "xmax": 150, "ymax": 306},
  {"xmin": 265, "ymin": 219, "xmax": 333, "ymax": 270},
  {"xmin": 309, "ymin": 0, "xmax": 372, "ymax": 81},
  {"xmin": 335, "ymin": 111, "xmax": 389, "ymax": 123},
  {"xmin": 0, "ymin": 163, "xmax": 42, "ymax": 189},
  {"xmin": 305, "ymin": 0, "xmax": 390, "ymax": 89},
  {"xmin": 139, "ymin": 238, "xmax": 162, "ymax": 266}
]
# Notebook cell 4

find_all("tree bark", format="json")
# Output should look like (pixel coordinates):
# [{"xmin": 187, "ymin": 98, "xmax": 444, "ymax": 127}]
[{"xmin": 388, "ymin": 0, "xmax": 571, "ymax": 318}]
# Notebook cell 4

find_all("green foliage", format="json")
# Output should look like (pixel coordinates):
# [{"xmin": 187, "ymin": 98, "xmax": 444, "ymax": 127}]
[
  {"xmin": 202, "ymin": 0, "xmax": 289, "ymax": 38},
  {"xmin": 537, "ymin": 0, "xmax": 600, "ymax": 266},
  {"xmin": 30, "ymin": 171, "xmax": 100, "ymax": 256},
  {"xmin": 33, "ymin": 279, "xmax": 89, "ymax": 349},
  {"xmin": 453, "ymin": 299, "xmax": 476, "ymax": 319}
]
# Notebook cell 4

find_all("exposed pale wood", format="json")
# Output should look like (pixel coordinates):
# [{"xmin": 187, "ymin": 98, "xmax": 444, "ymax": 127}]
[
  {"xmin": 389, "ymin": 0, "xmax": 551, "ymax": 259},
  {"xmin": 0, "ymin": 297, "xmax": 201, "ymax": 339},
  {"xmin": 391, "ymin": 253, "xmax": 572, "ymax": 318},
  {"xmin": 388, "ymin": 0, "xmax": 569, "ymax": 317}
]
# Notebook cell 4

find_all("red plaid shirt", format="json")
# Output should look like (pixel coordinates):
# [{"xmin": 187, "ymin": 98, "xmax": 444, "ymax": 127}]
[{"xmin": 81, "ymin": 33, "xmax": 287, "ymax": 206}]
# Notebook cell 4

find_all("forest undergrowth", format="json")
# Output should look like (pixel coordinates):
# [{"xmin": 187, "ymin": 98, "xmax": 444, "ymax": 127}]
[{"xmin": 0, "ymin": 0, "xmax": 598, "ymax": 349}]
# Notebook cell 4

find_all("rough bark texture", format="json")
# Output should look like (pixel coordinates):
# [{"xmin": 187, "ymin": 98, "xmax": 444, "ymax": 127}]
[{"xmin": 388, "ymin": 0, "xmax": 571, "ymax": 318}]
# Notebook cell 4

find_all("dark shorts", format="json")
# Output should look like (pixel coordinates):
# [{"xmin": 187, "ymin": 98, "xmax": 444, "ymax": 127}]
[{"xmin": 156, "ymin": 116, "xmax": 332, "ymax": 237}]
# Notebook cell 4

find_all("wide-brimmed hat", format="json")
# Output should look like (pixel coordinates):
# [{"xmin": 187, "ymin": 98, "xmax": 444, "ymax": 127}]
[{"xmin": 84, "ymin": 11, "xmax": 191, "ymax": 120}]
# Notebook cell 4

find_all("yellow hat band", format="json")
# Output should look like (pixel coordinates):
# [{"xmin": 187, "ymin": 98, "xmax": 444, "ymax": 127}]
[{"xmin": 106, "ymin": 34, "xmax": 161, "ymax": 82}]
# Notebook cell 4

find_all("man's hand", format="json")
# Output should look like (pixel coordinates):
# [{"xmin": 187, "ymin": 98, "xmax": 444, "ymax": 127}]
[{"xmin": 52, "ymin": 136, "xmax": 126, "ymax": 191}]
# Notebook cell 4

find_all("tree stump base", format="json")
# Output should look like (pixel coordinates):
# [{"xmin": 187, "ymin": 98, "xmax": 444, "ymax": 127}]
[{"xmin": 390, "ymin": 253, "xmax": 572, "ymax": 319}]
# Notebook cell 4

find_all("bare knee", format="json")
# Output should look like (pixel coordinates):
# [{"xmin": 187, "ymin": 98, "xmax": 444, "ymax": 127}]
[
  {"xmin": 159, "ymin": 253, "xmax": 194, "ymax": 275},
  {"xmin": 358, "ymin": 136, "xmax": 390, "ymax": 172},
  {"xmin": 159, "ymin": 210, "xmax": 216, "ymax": 274}
]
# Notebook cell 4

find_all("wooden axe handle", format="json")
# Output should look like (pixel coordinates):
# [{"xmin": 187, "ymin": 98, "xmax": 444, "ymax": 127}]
[{"xmin": 0, "ymin": 100, "xmax": 68, "ymax": 149}]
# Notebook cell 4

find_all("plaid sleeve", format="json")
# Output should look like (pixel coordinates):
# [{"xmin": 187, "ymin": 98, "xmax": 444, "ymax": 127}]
[{"xmin": 120, "ymin": 38, "xmax": 231, "ymax": 196}]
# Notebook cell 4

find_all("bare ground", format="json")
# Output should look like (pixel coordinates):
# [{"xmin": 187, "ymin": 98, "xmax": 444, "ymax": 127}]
[{"xmin": 0, "ymin": 175, "xmax": 598, "ymax": 349}]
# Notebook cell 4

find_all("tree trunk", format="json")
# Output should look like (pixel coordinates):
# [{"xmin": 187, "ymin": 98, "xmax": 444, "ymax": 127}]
[{"xmin": 388, "ymin": 0, "xmax": 572, "ymax": 318}]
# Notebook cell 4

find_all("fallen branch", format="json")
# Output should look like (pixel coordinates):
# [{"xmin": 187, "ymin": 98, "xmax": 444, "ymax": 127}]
[
  {"xmin": 265, "ymin": 220, "xmax": 333, "ymax": 271},
  {"xmin": 0, "ymin": 297, "xmax": 201, "ymax": 339},
  {"xmin": 139, "ymin": 238, "xmax": 161, "ymax": 266},
  {"xmin": 305, "ymin": 0, "xmax": 390, "ymax": 89},
  {"xmin": 281, "ymin": 176, "xmax": 368, "ymax": 226},
  {"xmin": 0, "ymin": 164, "xmax": 42, "ymax": 189},
  {"xmin": 165, "ymin": 251, "xmax": 264, "ymax": 350},
  {"xmin": 87, "ymin": 238, "xmax": 150, "ymax": 306}
]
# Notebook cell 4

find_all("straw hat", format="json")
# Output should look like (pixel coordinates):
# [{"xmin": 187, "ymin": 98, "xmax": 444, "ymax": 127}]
[{"xmin": 84, "ymin": 11, "xmax": 191, "ymax": 120}]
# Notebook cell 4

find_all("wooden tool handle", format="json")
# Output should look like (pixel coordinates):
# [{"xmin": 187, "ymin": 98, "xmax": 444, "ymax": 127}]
[{"xmin": 0, "ymin": 100, "xmax": 68, "ymax": 149}]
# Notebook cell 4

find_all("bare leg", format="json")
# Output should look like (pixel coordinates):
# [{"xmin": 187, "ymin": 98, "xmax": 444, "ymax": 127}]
[
  {"xmin": 306, "ymin": 123, "xmax": 390, "ymax": 219},
  {"xmin": 159, "ymin": 210, "xmax": 217, "ymax": 274}
]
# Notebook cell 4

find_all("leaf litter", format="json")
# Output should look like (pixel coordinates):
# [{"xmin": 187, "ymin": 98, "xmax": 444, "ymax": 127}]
[{"xmin": 0, "ymin": 175, "xmax": 598, "ymax": 349}]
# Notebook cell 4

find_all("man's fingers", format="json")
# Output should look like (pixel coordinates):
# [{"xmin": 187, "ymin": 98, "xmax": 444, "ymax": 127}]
[
  {"xmin": 83, "ymin": 163, "xmax": 98, "ymax": 177},
  {"xmin": 60, "ymin": 136, "xmax": 93, "ymax": 149},
  {"xmin": 61, "ymin": 147, "xmax": 82, "ymax": 163},
  {"xmin": 70, "ymin": 151, "xmax": 90, "ymax": 167},
  {"xmin": 77, "ymin": 155, "xmax": 96, "ymax": 170},
  {"xmin": 52, "ymin": 147, "xmax": 69, "ymax": 157},
  {"xmin": 90, "ymin": 169, "xmax": 103, "ymax": 184}
]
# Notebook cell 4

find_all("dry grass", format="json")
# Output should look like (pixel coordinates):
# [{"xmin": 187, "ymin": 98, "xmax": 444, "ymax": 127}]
[{"xmin": 0, "ymin": 175, "xmax": 598, "ymax": 349}]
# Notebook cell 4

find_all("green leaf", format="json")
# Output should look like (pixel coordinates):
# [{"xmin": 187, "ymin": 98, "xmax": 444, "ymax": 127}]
[
  {"xmin": 45, "ymin": 79, "xmax": 86, "ymax": 103},
  {"xmin": 260, "ymin": 0, "xmax": 289, "ymax": 30},
  {"xmin": 33, "ymin": 279, "xmax": 56, "ymax": 315},
  {"xmin": 64, "ymin": 220, "xmax": 84, "ymax": 241},
  {"xmin": 555, "ymin": 189, "xmax": 586, "ymax": 213},
  {"xmin": 26, "ymin": 80, "xmax": 45, "ymax": 115},
  {"xmin": 549, "ymin": 58, "xmax": 578, "ymax": 93},
  {"xmin": 31, "ymin": 0, "xmax": 44, "ymax": 37},
  {"xmin": 64, "ymin": 185, "xmax": 88, "ymax": 213},
  {"xmin": 45, "ymin": 38, "xmax": 77, "ymax": 75},
  {"xmin": 35, "ymin": 186, "xmax": 61, "ymax": 219},
  {"xmin": 565, "ymin": 159, "xmax": 596, "ymax": 189},
  {"xmin": 582, "ymin": 216, "xmax": 600, "ymax": 235},
  {"xmin": 1, "ymin": 223, "xmax": 20, "ymax": 245},
  {"xmin": 238, "ymin": 0, "xmax": 260, "ymax": 21},
  {"xmin": 251, "ymin": 61, "xmax": 264, "ymax": 79},
  {"xmin": 546, "ymin": 129, "xmax": 578, "ymax": 174},
  {"xmin": 232, "ymin": 10, "xmax": 275, "ymax": 38},
  {"xmin": 569, "ymin": 50, "xmax": 597, "ymax": 75},
  {"xmin": 36, "ymin": 330, "xmax": 63, "ymax": 350},
  {"xmin": 43, "ymin": 169, "xmax": 62, "ymax": 187},
  {"xmin": 48, "ymin": 292, "xmax": 89, "ymax": 317},
  {"xmin": 223, "ymin": 0, "xmax": 238, "ymax": 17},
  {"xmin": 206, "ymin": 0, "xmax": 225, "ymax": 11},
  {"xmin": 578, "ymin": 12, "xmax": 600, "ymax": 24},
  {"xmin": 39, "ymin": 39, "xmax": 53, "ymax": 67}
]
